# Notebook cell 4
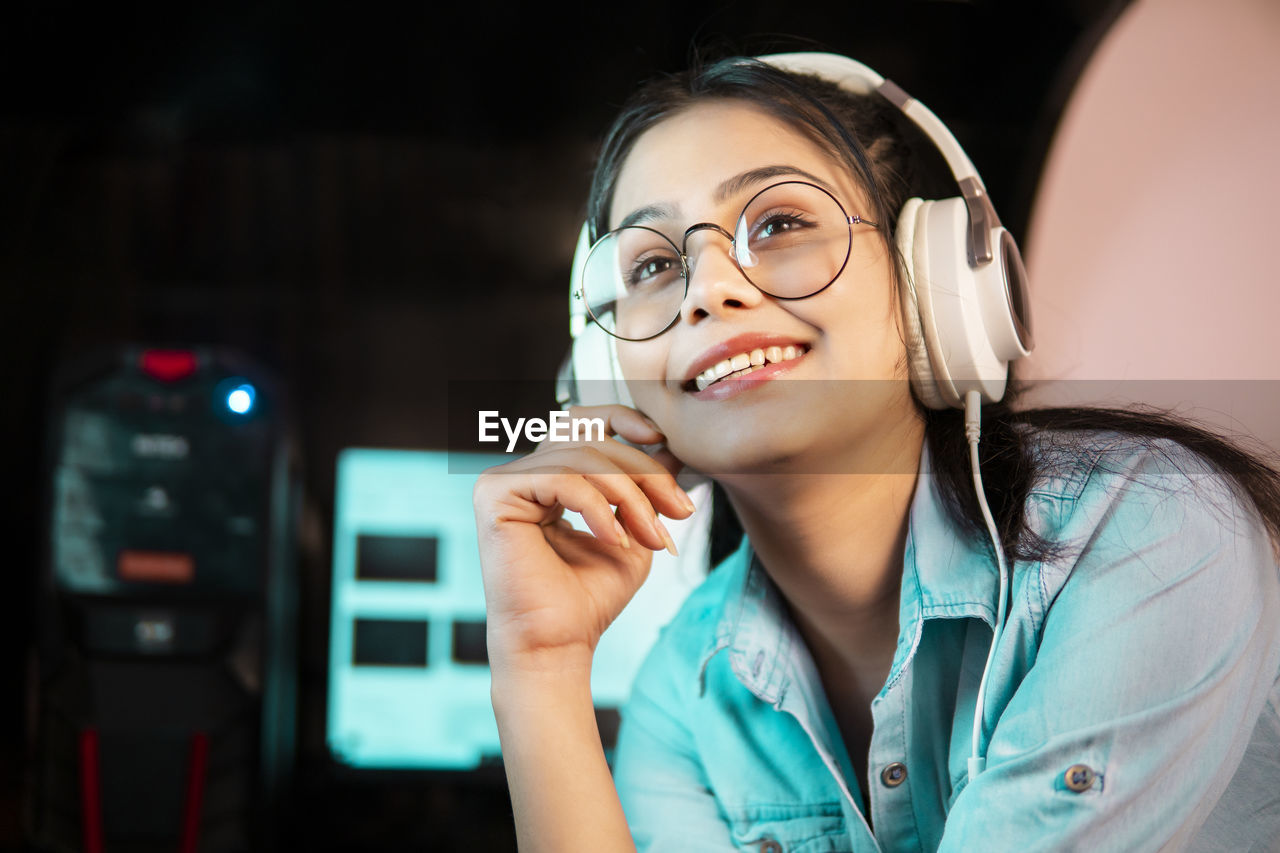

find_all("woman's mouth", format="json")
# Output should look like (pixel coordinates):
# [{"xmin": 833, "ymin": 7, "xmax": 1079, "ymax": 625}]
[{"xmin": 684, "ymin": 345, "xmax": 809, "ymax": 392}]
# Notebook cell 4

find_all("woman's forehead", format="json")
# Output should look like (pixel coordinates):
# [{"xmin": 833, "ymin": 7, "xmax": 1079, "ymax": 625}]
[{"xmin": 608, "ymin": 99, "xmax": 866, "ymax": 230}]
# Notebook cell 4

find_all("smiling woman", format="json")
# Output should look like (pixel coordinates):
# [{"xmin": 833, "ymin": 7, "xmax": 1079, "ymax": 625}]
[
  {"xmin": 606, "ymin": 100, "xmax": 917, "ymax": 480},
  {"xmin": 472, "ymin": 52, "xmax": 1280, "ymax": 852}
]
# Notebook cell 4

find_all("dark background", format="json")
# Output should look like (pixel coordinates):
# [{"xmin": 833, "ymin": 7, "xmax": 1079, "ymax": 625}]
[{"xmin": 1, "ymin": 1, "xmax": 1127, "ymax": 849}]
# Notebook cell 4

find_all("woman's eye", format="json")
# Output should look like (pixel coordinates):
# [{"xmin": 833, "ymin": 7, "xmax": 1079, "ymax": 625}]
[
  {"xmin": 753, "ymin": 212, "xmax": 813, "ymax": 241},
  {"xmin": 625, "ymin": 255, "xmax": 678, "ymax": 288}
]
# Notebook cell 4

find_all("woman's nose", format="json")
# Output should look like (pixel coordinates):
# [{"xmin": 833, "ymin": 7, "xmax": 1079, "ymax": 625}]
[{"xmin": 679, "ymin": 230, "xmax": 764, "ymax": 324}]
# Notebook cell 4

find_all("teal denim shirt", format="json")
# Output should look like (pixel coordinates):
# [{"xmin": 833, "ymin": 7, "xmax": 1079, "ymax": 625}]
[{"xmin": 612, "ymin": 433, "xmax": 1280, "ymax": 851}]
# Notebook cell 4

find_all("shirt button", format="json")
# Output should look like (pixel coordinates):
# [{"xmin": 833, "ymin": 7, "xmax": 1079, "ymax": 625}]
[
  {"xmin": 880, "ymin": 762, "xmax": 908, "ymax": 787},
  {"xmin": 758, "ymin": 839, "xmax": 783, "ymax": 853},
  {"xmin": 1064, "ymin": 764, "xmax": 1096, "ymax": 792}
]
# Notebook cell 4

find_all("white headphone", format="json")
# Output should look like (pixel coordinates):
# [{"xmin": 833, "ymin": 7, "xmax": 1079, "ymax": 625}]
[{"xmin": 556, "ymin": 51, "xmax": 1034, "ymax": 412}]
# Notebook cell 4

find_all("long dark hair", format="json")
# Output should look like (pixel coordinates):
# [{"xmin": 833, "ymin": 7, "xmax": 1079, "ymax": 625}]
[{"xmin": 586, "ymin": 55, "xmax": 1280, "ymax": 563}]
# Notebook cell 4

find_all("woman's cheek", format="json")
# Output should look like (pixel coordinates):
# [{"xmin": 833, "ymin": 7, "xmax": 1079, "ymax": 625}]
[
  {"xmin": 625, "ymin": 382, "xmax": 677, "ymax": 439},
  {"xmin": 617, "ymin": 347, "xmax": 667, "ymax": 404}
]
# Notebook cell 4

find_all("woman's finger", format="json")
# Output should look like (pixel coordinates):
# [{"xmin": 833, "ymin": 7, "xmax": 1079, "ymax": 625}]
[
  {"xmin": 534, "ymin": 443, "xmax": 695, "ymax": 524},
  {"xmin": 516, "ymin": 466, "xmax": 631, "ymax": 549},
  {"xmin": 490, "ymin": 455, "xmax": 681, "ymax": 555},
  {"xmin": 523, "ymin": 447, "xmax": 674, "ymax": 552},
  {"xmin": 566, "ymin": 404, "xmax": 665, "ymax": 447},
  {"xmin": 538, "ymin": 502, "xmax": 567, "ymax": 527},
  {"xmin": 576, "ymin": 467, "xmax": 679, "ymax": 554},
  {"xmin": 649, "ymin": 445, "xmax": 685, "ymax": 480}
]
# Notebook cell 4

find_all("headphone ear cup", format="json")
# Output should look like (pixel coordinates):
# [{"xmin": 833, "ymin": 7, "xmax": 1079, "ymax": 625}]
[
  {"xmin": 912, "ymin": 197, "xmax": 1029, "ymax": 407},
  {"xmin": 896, "ymin": 197, "xmax": 952, "ymax": 410},
  {"xmin": 563, "ymin": 222, "xmax": 634, "ymax": 409},
  {"xmin": 566, "ymin": 317, "xmax": 634, "ymax": 409}
]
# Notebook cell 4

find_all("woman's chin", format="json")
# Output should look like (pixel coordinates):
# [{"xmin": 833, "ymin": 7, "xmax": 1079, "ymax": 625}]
[
  {"xmin": 668, "ymin": 406, "xmax": 923, "ymax": 480},
  {"xmin": 669, "ymin": 430, "xmax": 829, "ymax": 479}
]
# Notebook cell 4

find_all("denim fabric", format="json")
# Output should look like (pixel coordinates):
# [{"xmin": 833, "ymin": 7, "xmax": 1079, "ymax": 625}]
[{"xmin": 612, "ymin": 433, "xmax": 1280, "ymax": 852}]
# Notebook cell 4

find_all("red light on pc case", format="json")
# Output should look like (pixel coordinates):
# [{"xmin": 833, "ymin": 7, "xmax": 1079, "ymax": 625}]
[
  {"xmin": 118, "ymin": 550, "xmax": 195, "ymax": 584},
  {"xmin": 78, "ymin": 729, "xmax": 103, "ymax": 853},
  {"xmin": 139, "ymin": 350, "xmax": 197, "ymax": 382}
]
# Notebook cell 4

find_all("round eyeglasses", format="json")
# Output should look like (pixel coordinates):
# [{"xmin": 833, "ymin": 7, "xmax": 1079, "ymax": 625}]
[{"xmin": 578, "ymin": 180, "xmax": 879, "ymax": 341}]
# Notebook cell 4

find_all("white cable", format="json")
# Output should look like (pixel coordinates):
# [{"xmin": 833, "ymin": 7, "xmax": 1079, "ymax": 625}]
[{"xmin": 964, "ymin": 389, "xmax": 1009, "ymax": 781}]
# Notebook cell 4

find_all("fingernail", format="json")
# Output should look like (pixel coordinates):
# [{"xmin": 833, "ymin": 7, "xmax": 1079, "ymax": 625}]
[
  {"xmin": 654, "ymin": 517, "xmax": 679, "ymax": 557},
  {"xmin": 613, "ymin": 519, "xmax": 630, "ymax": 549},
  {"xmin": 677, "ymin": 488, "xmax": 696, "ymax": 514},
  {"xmin": 641, "ymin": 414, "xmax": 662, "ymax": 432}
]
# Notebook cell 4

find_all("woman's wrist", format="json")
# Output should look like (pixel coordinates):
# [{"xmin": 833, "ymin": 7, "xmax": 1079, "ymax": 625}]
[
  {"xmin": 488, "ymin": 647, "xmax": 634, "ymax": 853},
  {"xmin": 489, "ymin": 647, "xmax": 596, "ymax": 711},
  {"xmin": 488, "ymin": 629, "xmax": 595, "ymax": 675}
]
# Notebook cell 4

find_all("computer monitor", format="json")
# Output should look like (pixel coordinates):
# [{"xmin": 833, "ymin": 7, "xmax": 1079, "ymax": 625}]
[{"xmin": 326, "ymin": 448, "xmax": 711, "ymax": 770}]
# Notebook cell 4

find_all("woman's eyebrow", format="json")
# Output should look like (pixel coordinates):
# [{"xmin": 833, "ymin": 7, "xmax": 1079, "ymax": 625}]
[
  {"xmin": 617, "ymin": 202, "xmax": 680, "ymax": 230},
  {"xmin": 713, "ymin": 164, "xmax": 839, "ymax": 203},
  {"xmin": 614, "ymin": 165, "xmax": 840, "ymax": 230}
]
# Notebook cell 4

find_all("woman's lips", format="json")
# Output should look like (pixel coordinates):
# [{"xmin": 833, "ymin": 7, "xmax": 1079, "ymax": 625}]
[
  {"xmin": 685, "ymin": 345, "xmax": 809, "ymax": 400},
  {"xmin": 681, "ymin": 333, "xmax": 812, "ymax": 385},
  {"xmin": 688, "ymin": 344, "xmax": 808, "ymax": 391}
]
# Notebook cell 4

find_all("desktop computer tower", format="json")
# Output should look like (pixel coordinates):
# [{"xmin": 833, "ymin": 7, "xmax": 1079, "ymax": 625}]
[{"xmin": 27, "ymin": 345, "xmax": 298, "ymax": 853}]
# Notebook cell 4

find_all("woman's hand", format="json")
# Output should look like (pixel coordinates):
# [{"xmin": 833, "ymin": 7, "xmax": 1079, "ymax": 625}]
[
  {"xmin": 473, "ymin": 404, "xmax": 696, "ymax": 678},
  {"xmin": 475, "ymin": 404, "xmax": 687, "ymax": 853}
]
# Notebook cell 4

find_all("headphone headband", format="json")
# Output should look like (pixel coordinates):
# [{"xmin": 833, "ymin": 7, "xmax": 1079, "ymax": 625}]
[{"xmin": 757, "ymin": 53, "xmax": 1003, "ymax": 266}]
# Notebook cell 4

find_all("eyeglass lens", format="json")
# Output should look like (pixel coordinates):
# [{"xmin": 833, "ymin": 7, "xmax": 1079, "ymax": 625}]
[{"xmin": 582, "ymin": 182, "xmax": 855, "ymax": 341}]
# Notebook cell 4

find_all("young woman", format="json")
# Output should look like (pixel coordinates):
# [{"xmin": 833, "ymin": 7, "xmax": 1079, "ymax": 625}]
[{"xmin": 472, "ymin": 52, "xmax": 1280, "ymax": 852}]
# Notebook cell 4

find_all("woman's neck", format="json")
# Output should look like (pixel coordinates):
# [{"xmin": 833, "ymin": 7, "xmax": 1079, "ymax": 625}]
[{"xmin": 719, "ymin": 419, "xmax": 925, "ymax": 695}]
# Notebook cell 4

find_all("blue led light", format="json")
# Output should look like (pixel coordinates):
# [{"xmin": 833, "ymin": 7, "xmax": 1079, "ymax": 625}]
[{"xmin": 226, "ymin": 383, "xmax": 256, "ymax": 414}]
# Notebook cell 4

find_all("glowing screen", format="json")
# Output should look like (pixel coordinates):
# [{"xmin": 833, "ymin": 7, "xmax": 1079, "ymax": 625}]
[{"xmin": 326, "ymin": 449, "xmax": 711, "ymax": 770}]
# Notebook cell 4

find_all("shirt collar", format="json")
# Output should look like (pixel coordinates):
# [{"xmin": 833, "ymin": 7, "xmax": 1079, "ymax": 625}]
[
  {"xmin": 905, "ymin": 440, "xmax": 1000, "ymax": 625},
  {"xmin": 700, "ymin": 440, "xmax": 1000, "ymax": 698}
]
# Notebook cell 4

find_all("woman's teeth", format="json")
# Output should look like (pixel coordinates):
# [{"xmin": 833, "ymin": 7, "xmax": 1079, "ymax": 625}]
[{"xmin": 693, "ymin": 345, "xmax": 806, "ymax": 391}]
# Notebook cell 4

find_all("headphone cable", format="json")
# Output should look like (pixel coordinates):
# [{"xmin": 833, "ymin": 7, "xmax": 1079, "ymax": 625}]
[{"xmin": 964, "ymin": 389, "xmax": 1009, "ymax": 781}]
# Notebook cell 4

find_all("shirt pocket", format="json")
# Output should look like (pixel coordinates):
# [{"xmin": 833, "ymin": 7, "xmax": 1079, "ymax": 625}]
[{"xmin": 725, "ymin": 802, "xmax": 851, "ymax": 853}]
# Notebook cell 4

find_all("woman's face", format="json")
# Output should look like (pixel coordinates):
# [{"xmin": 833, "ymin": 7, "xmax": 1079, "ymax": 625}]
[{"xmin": 609, "ymin": 99, "xmax": 920, "ymax": 477}]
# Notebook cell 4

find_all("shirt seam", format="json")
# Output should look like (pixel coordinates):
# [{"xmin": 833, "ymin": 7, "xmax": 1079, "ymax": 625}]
[
  {"xmin": 1031, "ymin": 435, "xmax": 1120, "ymax": 615},
  {"xmin": 919, "ymin": 601, "xmax": 996, "ymax": 624},
  {"xmin": 700, "ymin": 543, "xmax": 754, "ymax": 695},
  {"xmin": 898, "ymin": 687, "xmax": 925, "ymax": 853},
  {"xmin": 1023, "ymin": 429, "xmax": 1127, "ymax": 503},
  {"xmin": 723, "ymin": 801, "xmax": 845, "ymax": 816},
  {"xmin": 885, "ymin": 545, "xmax": 927, "ymax": 693}
]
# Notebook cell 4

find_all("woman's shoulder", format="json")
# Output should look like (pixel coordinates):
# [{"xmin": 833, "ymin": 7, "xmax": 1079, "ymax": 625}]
[
  {"xmin": 1019, "ymin": 425, "xmax": 1257, "ymax": 516},
  {"xmin": 1016, "ymin": 425, "xmax": 1278, "ymax": 611}
]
